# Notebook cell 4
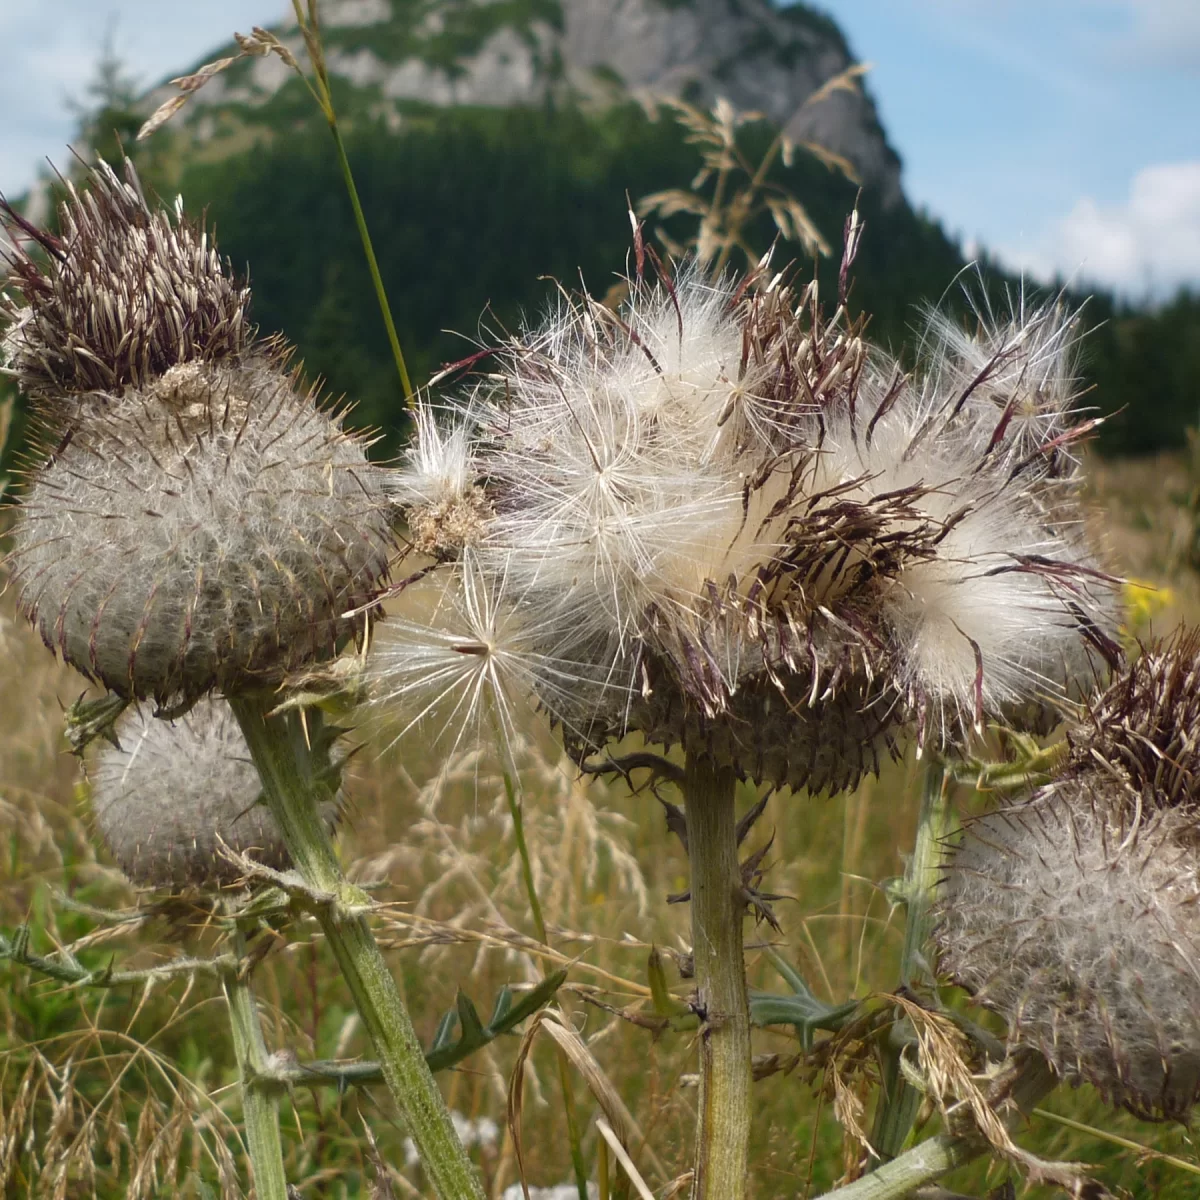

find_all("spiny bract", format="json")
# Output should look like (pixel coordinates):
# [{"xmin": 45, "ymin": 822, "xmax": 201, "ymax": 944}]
[
  {"xmin": 936, "ymin": 780, "xmax": 1200, "ymax": 1120},
  {"xmin": 90, "ymin": 699, "xmax": 341, "ymax": 891},
  {"xmin": 385, "ymin": 245, "xmax": 1116, "ymax": 792},
  {"xmin": 1067, "ymin": 628, "xmax": 1200, "ymax": 809},
  {"xmin": 0, "ymin": 159, "xmax": 251, "ymax": 412}
]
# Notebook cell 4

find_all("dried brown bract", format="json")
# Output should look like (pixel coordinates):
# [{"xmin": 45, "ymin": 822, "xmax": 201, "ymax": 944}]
[
  {"xmin": 0, "ymin": 159, "xmax": 251, "ymax": 414},
  {"xmin": 1068, "ymin": 627, "xmax": 1200, "ymax": 809}
]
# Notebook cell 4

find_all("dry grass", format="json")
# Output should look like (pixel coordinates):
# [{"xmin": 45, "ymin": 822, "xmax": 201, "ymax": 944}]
[{"xmin": 1, "ymin": 453, "xmax": 1199, "ymax": 1198}]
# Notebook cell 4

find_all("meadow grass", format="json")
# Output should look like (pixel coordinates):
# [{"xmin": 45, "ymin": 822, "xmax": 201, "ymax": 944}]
[{"xmin": 1, "ymin": 457, "xmax": 1198, "ymax": 1198}]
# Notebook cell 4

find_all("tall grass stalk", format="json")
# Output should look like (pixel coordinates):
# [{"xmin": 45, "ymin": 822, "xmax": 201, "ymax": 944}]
[
  {"xmin": 499, "ymin": 765, "xmax": 590, "ymax": 1200},
  {"xmin": 289, "ymin": 0, "xmax": 414, "ymax": 402}
]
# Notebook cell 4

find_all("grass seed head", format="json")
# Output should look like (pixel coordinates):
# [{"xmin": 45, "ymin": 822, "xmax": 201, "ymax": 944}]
[
  {"xmin": 0, "ymin": 160, "xmax": 251, "ymax": 415},
  {"xmin": 936, "ymin": 780, "xmax": 1200, "ymax": 1120},
  {"xmin": 7, "ymin": 356, "xmax": 394, "ymax": 706},
  {"xmin": 90, "ymin": 698, "xmax": 340, "ymax": 890}
]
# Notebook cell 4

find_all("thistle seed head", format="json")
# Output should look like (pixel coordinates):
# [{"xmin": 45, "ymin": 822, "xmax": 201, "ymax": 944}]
[
  {"xmin": 390, "ymin": 401, "xmax": 492, "ymax": 557},
  {"xmin": 90, "ymin": 699, "xmax": 341, "ymax": 891},
  {"xmin": 7, "ymin": 356, "xmax": 394, "ymax": 706},
  {"xmin": 0, "ymin": 160, "xmax": 251, "ymax": 411},
  {"xmin": 936, "ymin": 781, "xmax": 1200, "ymax": 1120},
  {"xmin": 384, "ymin": 242, "xmax": 1115, "ymax": 791}
]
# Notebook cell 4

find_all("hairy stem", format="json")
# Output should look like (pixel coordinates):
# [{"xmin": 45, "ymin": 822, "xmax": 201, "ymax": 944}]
[
  {"xmin": 685, "ymin": 756, "xmax": 751, "ymax": 1200},
  {"xmin": 871, "ymin": 762, "xmax": 951, "ymax": 1162},
  {"xmin": 221, "ymin": 924, "xmax": 288, "ymax": 1200},
  {"xmin": 819, "ymin": 1055, "xmax": 1058, "ymax": 1199},
  {"xmin": 229, "ymin": 695, "xmax": 483, "ymax": 1200}
]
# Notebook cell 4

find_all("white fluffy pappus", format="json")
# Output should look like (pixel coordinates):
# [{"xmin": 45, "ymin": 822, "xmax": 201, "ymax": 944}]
[
  {"xmin": 388, "ymin": 399, "xmax": 491, "ymax": 557},
  {"xmin": 915, "ymin": 284, "xmax": 1090, "ymax": 475},
  {"xmin": 428, "ymin": 271, "xmax": 792, "ymax": 654},
  {"xmin": 809, "ymin": 369, "xmax": 1109, "ymax": 733}
]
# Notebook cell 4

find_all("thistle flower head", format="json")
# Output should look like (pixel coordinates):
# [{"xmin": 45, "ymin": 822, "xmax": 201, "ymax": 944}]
[
  {"xmin": 936, "ymin": 781, "xmax": 1200, "ymax": 1120},
  {"xmin": 0, "ymin": 160, "xmax": 251, "ymax": 411},
  {"xmin": 90, "ymin": 699, "xmax": 340, "ymax": 891},
  {"xmin": 7, "ymin": 355, "xmax": 394, "ymax": 706},
  {"xmin": 1066, "ymin": 628, "xmax": 1200, "ymax": 809},
  {"xmin": 385, "ymin": 239, "xmax": 1116, "ymax": 791}
]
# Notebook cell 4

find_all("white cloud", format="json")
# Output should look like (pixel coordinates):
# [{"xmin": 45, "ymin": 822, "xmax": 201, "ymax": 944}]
[
  {"xmin": 1120, "ymin": 0, "xmax": 1200, "ymax": 72},
  {"xmin": 1002, "ymin": 162, "xmax": 1200, "ymax": 297}
]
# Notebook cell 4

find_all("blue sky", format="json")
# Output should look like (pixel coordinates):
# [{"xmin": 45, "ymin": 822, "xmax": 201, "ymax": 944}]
[
  {"xmin": 818, "ymin": 0, "xmax": 1200, "ymax": 297},
  {"xmin": 4, "ymin": 1, "xmax": 1199, "ymax": 297}
]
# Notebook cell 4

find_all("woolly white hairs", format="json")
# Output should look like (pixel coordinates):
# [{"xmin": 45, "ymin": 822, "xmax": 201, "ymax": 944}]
[
  {"xmin": 8, "ymin": 358, "xmax": 393, "ymax": 706},
  {"xmin": 937, "ymin": 781, "xmax": 1200, "ymax": 1120},
  {"xmin": 90, "ymin": 699, "xmax": 340, "ymax": 890}
]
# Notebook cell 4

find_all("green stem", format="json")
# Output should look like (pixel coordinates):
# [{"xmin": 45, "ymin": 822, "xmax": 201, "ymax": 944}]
[
  {"xmin": 221, "ymin": 925, "xmax": 289, "ymax": 1200},
  {"xmin": 228, "ymin": 695, "xmax": 483, "ymax": 1200},
  {"xmin": 871, "ymin": 762, "xmax": 951, "ymax": 1163},
  {"xmin": 326, "ymin": 118, "xmax": 414, "ymax": 402},
  {"xmin": 684, "ymin": 755, "xmax": 751, "ymax": 1200},
  {"xmin": 819, "ymin": 1056, "xmax": 1057, "ymax": 1199},
  {"xmin": 292, "ymin": 0, "xmax": 414, "ymax": 403},
  {"xmin": 500, "ymin": 767, "xmax": 589, "ymax": 1200}
]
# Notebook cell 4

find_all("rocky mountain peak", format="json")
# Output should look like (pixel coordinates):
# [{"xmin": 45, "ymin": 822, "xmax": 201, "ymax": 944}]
[{"xmin": 159, "ymin": 0, "xmax": 903, "ymax": 207}]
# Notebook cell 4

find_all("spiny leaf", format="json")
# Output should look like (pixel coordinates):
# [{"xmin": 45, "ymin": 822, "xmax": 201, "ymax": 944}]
[
  {"xmin": 430, "ymin": 1008, "xmax": 458, "ymax": 1054},
  {"xmin": 489, "ymin": 985, "xmax": 514, "ymax": 1028},
  {"xmin": 456, "ymin": 991, "xmax": 486, "ymax": 1046},
  {"xmin": 647, "ymin": 948, "xmax": 690, "ymax": 1019}
]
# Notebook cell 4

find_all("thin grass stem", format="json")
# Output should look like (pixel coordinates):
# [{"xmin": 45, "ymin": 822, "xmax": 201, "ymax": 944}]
[{"xmin": 291, "ymin": 0, "xmax": 414, "ymax": 403}]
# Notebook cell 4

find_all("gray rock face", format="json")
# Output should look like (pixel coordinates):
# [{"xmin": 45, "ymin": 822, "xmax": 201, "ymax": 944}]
[
  {"xmin": 164, "ymin": 0, "xmax": 902, "ymax": 206},
  {"xmin": 558, "ymin": 0, "xmax": 902, "ymax": 206}
]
